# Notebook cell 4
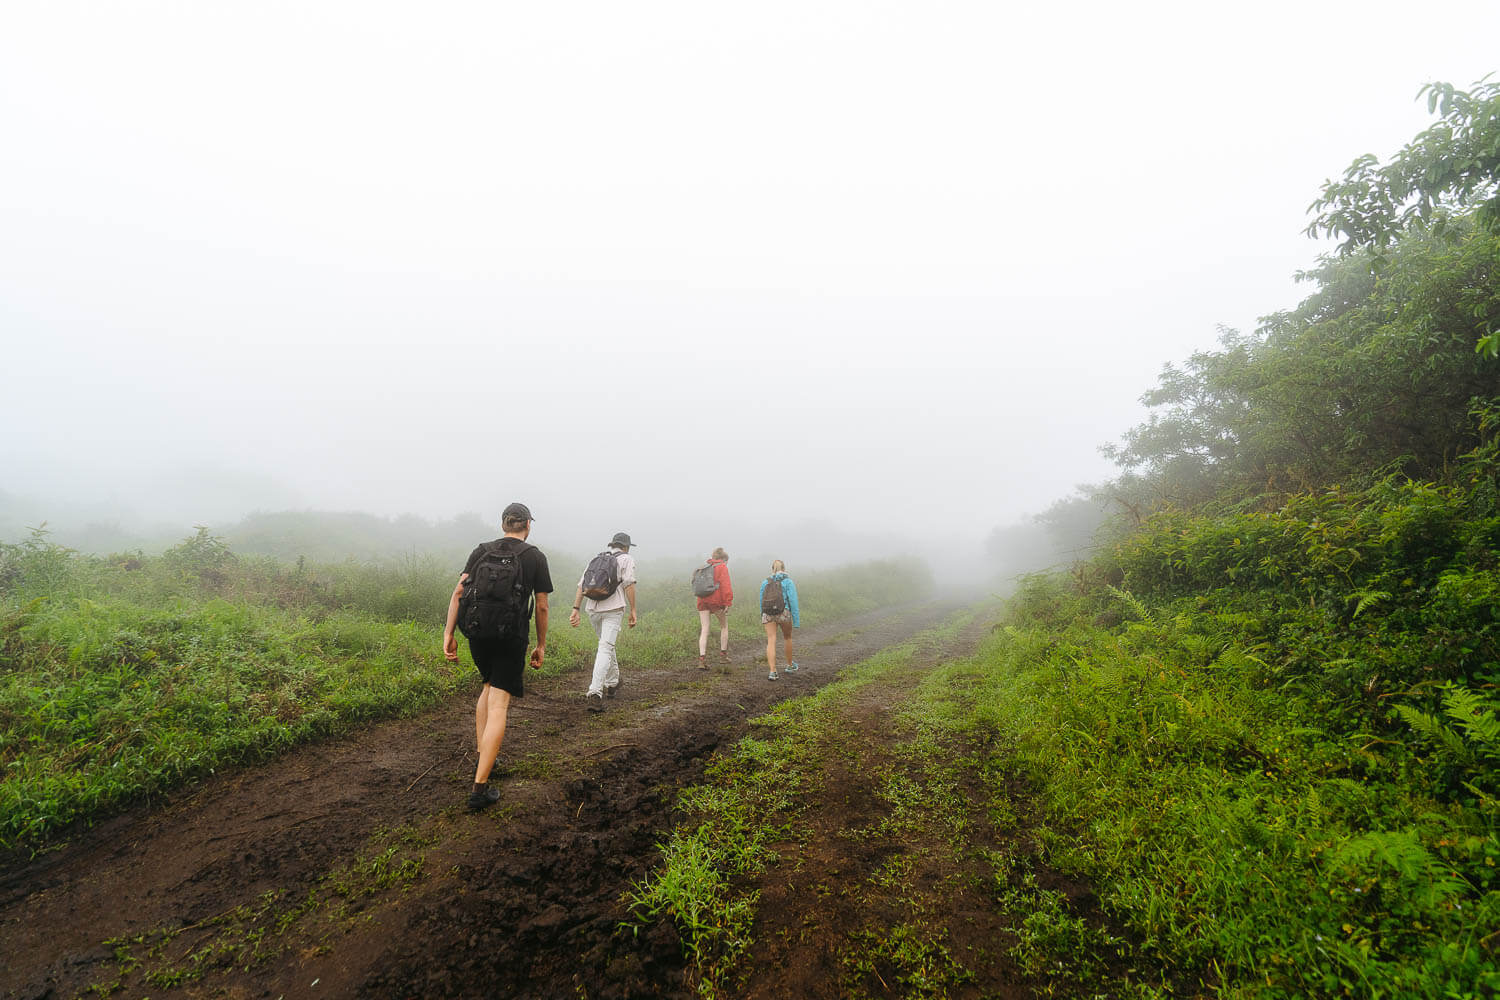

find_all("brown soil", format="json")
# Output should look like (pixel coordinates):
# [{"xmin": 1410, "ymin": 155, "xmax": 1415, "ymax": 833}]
[
  {"xmin": 1, "ymin": 600, "xmax": 1000, "ymax": 1000},
  {"xmin": 735, "ymin": 631, "xmax": 1024, "ymax": 1000}
]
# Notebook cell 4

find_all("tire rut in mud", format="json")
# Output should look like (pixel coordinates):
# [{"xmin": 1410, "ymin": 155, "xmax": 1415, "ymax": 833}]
[
  {"xmin": 364, "ymin": 718, "xmax": 733, "ymax": 1000},
  {"xmin": 342, "ymin": 607, "xmax": 978, "ymax": 998}
]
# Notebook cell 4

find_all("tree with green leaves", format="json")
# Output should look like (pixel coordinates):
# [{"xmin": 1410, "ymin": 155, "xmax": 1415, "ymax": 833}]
[
  {"xmin": 1105, "ymin": 226, "xmax": 1500, "ymax": 505},
  {"xmin": 1309, "ymin": 76, "xmax": 1500, "ymax": 252},
  {"xmin": 1307, "ymin": 76, "xmax": 1500, "ymax": 356}
]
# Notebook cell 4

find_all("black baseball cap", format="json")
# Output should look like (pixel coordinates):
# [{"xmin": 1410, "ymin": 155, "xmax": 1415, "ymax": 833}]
[
  {"xmin": 502, "ymin": 502, "xmax": 534, "ymax": 522},
  {"xmin": 610, "ymin": 531, "xmax": 634, "ymax": 548}
]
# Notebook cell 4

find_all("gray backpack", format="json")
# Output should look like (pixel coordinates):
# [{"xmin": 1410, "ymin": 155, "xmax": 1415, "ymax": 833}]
[
  {"xmin": 580, "ymin": 550, "xmax": 621, "ymax": 600},
  {"xmin": 691, "ymin": 563, "xmax": 719, "ymax": 598}
]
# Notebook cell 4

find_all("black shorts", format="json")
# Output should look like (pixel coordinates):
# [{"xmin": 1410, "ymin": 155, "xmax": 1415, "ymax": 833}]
[{"xmin": 468, "ymin": 636, "xmax": 528, "ymax": 697}]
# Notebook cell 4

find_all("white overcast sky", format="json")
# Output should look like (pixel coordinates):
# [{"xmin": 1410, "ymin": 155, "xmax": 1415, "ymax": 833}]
[{"xmin": 2, "ymin": 1, "xmax": 1497, "ymax": 555}]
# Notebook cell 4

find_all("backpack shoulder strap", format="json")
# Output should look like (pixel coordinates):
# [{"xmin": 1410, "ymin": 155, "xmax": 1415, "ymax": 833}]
[{"xmin": 494, "ymin": 538, "xmax": 533, "ymax": 556}]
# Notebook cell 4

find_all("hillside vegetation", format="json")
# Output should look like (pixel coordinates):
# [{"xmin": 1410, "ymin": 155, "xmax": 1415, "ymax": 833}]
[{"xmin": 939, "ymin": 83, "xmax": 1500, "ymax": 997}]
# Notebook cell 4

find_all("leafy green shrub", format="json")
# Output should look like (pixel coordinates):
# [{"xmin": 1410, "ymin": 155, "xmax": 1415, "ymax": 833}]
[{"xmin": 977, "ymin": 542, "xmax": 1500, "ymax": 997}]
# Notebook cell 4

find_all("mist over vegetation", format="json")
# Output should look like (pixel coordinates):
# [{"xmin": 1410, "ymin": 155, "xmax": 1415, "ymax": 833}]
[
  {"xmin": 3, "ymin": 6, "xmax": 1500, "ymax": 992},
  {"xmin": 5, "ymin": 4, "xmax": 1495, "ymax": 579},
  {"xmin": 0, "ymin": 498, "xmax": 995, "ymax": 589}
]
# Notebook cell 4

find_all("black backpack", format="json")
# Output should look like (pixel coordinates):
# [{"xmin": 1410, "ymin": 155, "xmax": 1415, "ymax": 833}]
[
  {"xmin": 761, "ymin": 575, "xmax": 786, "ymax": 616},
  {"xmin": 691, "ymin": 563, "xmax": 719, "ymax": 598},
  {"xmin": 580, "ymin": 550, "xmax": 622, "ymax": 601},
  {"xmin": 457, "ymin": 541, "xmax": 533, "ymax": 641}
]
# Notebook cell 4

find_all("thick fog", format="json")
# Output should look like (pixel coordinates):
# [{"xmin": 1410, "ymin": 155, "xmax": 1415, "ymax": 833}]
[{"xmin": 3, "ymin": 1, "xmax": 1497, "ymax": 580}]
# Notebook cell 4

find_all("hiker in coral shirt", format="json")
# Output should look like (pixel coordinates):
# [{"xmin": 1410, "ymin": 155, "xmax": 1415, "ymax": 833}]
[{"xmin": 692, "ymin": 547, "xmax": 733, "ymax": 668}]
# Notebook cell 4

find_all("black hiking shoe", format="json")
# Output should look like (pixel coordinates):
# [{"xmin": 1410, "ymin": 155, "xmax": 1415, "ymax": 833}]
[
  {"xmin": 467, "ymin": 783, "xmax": 501, "ymax": 812},
  {"xmin": 605, "ymin": 682, "xmax": 618, "ymax": 698},
  {"xmin": 587, "ymin": 691, "xmax": 605, "ymax": 712}
]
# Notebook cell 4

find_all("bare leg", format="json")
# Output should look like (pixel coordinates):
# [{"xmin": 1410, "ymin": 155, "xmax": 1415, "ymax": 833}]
[
  {"xmin": 474, "ymin": 685, "xmax": 511, "ymax": 784},
  {"xmin": 781, "ymin": 622, "xmax": 795, "ymax": 665},
  {"xmin": 474, "ymin": 686, "xmax": 488, "ymax": 753},
  {"xmin": 698, "ymin": 609, "xmax": 711, "ymax": 656},
  {"xmin": 718, "ymin": 609, "xmax": 729, "ymax": 652},
  {"xmin": 764, "ymin": 621, "xmax": 778, "ymax": 672}
]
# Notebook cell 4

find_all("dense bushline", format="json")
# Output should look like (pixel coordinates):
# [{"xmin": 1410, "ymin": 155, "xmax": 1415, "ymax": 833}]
[
  {"xmin": 0, "ymin": 531, "xmax": 929, "ymax": 856},
  {"xmin": 1111, "ymin": 413, "xmax": 1499, "ymax": 727}
]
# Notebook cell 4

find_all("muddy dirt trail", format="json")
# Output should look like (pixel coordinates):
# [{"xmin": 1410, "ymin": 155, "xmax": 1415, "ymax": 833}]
[{"xmin": 2, "ymin": 599, "xmax": 987, "ymax": 1000}]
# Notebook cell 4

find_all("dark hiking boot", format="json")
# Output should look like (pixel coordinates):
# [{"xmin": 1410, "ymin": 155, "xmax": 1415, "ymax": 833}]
[
  {"xmin": 605, "ymin": 682, "xmax": 619, "ymax": 698},
  {"xmin": 467, "ymin": 783, "xmax": 501, "ymax": 812},
  {"xmin": 587, "ymin": 691, "xmax": 605, "ymax": 712}
]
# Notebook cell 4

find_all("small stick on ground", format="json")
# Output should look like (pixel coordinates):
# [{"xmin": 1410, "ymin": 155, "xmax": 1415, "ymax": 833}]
[
  {"xmin": 405, "ymin": 747, "xmax": 466, "ymax": 793},
  {"xmin": 404, "ymin": 761, "xmax": 443, "ymax": 793}
]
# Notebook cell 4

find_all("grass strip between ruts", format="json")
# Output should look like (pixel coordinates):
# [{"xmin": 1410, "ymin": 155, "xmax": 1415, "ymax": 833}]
[{"xmin": 624, "ymin": 609, "xmax": 997, "ymax": 999}]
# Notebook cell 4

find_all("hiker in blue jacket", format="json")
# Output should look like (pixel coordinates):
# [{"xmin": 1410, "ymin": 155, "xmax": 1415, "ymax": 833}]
[{"xmin": 759, "ymin": 559, "xmax": 800, "ymax": 681}]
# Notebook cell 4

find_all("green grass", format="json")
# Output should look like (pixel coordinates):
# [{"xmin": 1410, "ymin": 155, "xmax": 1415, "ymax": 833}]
[
  {"xmin": 0, "ymin": 527, "xmax": 930, "ymax": 855},
  {"xmin": 845, "ymin": 622, "xmax": 1144, "ymax": 999},
  {"xmin": 960, "ymin": 522, "xmax": 1500, "ymax": 998},
  {"xmin": 839, "ymin": 924, "xmax": 973, "ymax": 999}
]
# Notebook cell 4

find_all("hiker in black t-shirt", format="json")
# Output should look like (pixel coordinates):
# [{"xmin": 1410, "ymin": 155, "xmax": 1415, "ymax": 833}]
[{"xmin": 443, "ymin": 501, "xmax": 554, "ymax": 811}]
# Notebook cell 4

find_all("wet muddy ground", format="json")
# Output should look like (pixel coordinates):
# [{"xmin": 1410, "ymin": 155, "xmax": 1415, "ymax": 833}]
[{"xmin": 2, "ymin": 601, "xmax": 978, "ymax": 1000}]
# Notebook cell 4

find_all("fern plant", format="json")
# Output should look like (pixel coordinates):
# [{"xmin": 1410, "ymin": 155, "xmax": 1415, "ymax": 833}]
[
  {"xmin": 1394, "ymin": 683, "xmax": 1500, "ymax": 763},
  {"xmin": 1106, "ymin": 585, "xmax": 1152, "ymax": 626},
  {"xmin": 1329, "ymin": 830, "xmax": 1471, "ymax": 909},
  {"xmin": 1392, "ymin": 682, "xmax": 1500, "ymax": 798}
]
